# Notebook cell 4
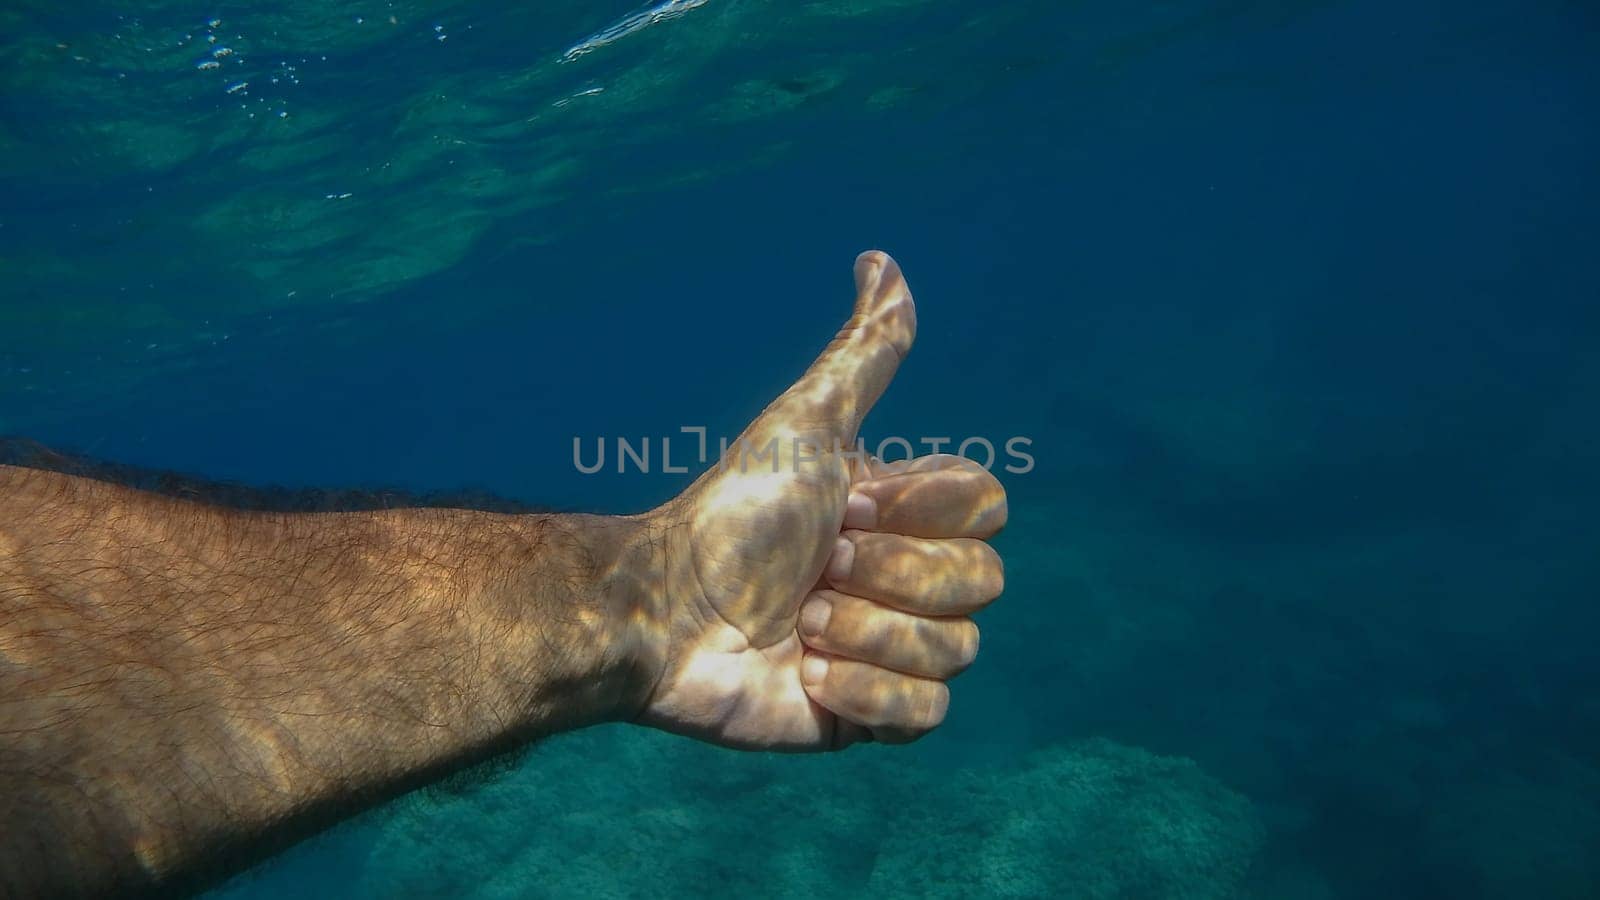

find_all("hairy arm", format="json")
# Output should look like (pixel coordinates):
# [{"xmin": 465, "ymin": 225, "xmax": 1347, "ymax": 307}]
[{"xmin": 0, "ymin": 464, "xmax": 663, "ymax": 897}]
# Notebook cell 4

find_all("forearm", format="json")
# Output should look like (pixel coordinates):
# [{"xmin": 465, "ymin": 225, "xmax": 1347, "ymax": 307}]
[{"xmin": 0, "ymin": 464, "xmax": 660, "ymax": 897}]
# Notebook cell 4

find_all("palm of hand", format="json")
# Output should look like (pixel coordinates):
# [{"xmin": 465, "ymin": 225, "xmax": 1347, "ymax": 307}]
[{"xmin": 638, "ymin": 253, "xmax": 1007, "ymax": 750}]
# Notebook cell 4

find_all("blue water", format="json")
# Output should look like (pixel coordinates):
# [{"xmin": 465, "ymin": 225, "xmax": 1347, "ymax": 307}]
[{"xmin": 4, "ymin": 1, "xmax": 1599, "ymax": 896}]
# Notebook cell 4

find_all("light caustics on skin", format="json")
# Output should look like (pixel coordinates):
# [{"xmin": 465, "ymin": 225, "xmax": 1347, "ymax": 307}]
[
  {"xmin": 633, "ymin": 253, "xmax": 1007, "ymax": 752},
  {"xmin": 560, "ymin": 0, "xmax": 711, "ymax": 62}
]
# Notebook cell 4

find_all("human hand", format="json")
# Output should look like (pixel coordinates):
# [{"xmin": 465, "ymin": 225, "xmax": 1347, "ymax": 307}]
[{"xmin": 635, "ymin": 251, "xmax": 1007, "ymax": 750}]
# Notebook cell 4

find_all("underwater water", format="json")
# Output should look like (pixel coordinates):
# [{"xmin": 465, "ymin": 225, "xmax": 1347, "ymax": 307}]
[{"xmin": 3, "ymin": 0, "xmax": 1599, "ymax": 896}]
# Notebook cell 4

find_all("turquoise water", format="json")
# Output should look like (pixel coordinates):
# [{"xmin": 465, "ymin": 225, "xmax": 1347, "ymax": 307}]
[{"xmin": 4, "ymin": 0, "xmax": 1599, "ymax": 896}]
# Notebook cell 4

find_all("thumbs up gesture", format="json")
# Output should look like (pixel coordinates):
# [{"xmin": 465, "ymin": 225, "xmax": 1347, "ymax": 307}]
[{"xmin": 637, "ymin": 252, "xmax": 1008, "ymax": 750}]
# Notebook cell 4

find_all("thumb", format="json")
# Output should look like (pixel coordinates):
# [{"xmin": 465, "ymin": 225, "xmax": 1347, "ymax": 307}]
[{"xmin": 742, "ymin": 251, "xmax": 917, "ymax": 454}]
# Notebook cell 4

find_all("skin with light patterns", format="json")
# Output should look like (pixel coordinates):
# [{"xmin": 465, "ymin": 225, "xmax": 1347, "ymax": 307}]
[{"xmin": 0, "ymin": 251, "xmax": 1007, "ymax": 897}]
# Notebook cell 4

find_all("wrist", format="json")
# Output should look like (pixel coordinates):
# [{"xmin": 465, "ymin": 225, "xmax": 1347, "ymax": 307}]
[
  {"xmin": 576, "ymin": 511, "xmax": 670, "ymax": 724},
  {"xmin": 492, "ymin": 511, "xmax": 669, "ymax": 728}
]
